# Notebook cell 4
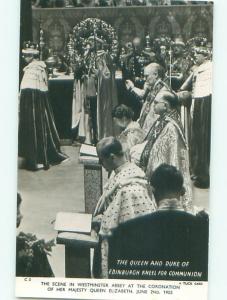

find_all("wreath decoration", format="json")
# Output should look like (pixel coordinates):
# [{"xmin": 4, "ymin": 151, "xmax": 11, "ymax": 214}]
[
  {"xmin": 72, "ymin": 18, "xmax": 117, "ymax": 52},
  {"xmin": 67, "ymin": 18, "xmax": 118, "ymax": 79}
]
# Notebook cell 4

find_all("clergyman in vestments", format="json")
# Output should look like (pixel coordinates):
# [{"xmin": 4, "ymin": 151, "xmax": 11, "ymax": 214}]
[
  {"xmin": 96, "ymin": 51, "xmax": 118, "ymax": 140},
  {"xmin": 72, "ymin": 41, "xmax": 118, "ymax": 144},
  {"xmin": 130, "ymin": 91, "xmax": 193, "ymax": 213},
  {"xmin": 125, "ymin": 62, "xmax": 170, "ymax": 135}
]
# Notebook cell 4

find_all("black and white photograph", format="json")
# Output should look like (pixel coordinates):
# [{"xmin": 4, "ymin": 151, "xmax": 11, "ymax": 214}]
[{"xmin": 15, "ymin": 0, "xmax": 213, "ymax": 299}]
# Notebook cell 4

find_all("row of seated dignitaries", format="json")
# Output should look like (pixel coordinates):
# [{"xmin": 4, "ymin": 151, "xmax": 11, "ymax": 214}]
[{"xmin": 91, "ymin": 123, "xmax": 203, "ymax": 278}]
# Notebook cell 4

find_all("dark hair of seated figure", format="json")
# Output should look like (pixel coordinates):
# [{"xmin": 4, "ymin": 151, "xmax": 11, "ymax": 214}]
[
  {"xmin": 154, "ymin": 91, "xmax": 180, "ymax": 109},
  {"xmin": 150, "ymin": 163, "xmax": 185, "ymax": 202},
  {"xmin": 96, "ymin": 136, "xmax": 124, "ymax": 158},
  {"xmin": 112, "ymin": 104, "xmax": 134, "ymax": 120},
  {"xmin": 108, "ymin": 163, "xmax": 209, "ymax": 281},
  {"xmin": 158, "ymin": 91, "xmax": 179, "ymax": 109}
]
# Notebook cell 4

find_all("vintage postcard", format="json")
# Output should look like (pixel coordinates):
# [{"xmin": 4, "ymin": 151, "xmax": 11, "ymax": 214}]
[{"xmin": 16, "ymin": 0, "xmax": 213, "ymax": 299}]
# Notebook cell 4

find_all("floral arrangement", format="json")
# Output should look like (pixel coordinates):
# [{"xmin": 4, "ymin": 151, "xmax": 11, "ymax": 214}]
[
  {"xmin": 72, "ymin": 18, "xmax": 117, "ymax": 50},
  {"xmin": 16, "ymin": 232, "xmax": 55, "ymax": 277}
]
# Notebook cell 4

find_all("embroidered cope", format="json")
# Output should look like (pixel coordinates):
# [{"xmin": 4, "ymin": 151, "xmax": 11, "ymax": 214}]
[
  {"xmin": 130, "ymin": 110, "xmax": 193, "ymax": 213},
  {"xmin": 93, "ymin": 162, "xmax": 156, "ymax": 277}
]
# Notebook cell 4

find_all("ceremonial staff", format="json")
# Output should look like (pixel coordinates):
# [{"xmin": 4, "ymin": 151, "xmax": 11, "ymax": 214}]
[
  {"xmin": 39, "ymin": 18, "xmax": 45, "ymax": 61},
  {"xmin": 168, "ymin": 43, "xmax": 172, "ymax": 88},
  {"xmin": 93, "ymin": 21, "xmax": 98, "ymax": 71}
]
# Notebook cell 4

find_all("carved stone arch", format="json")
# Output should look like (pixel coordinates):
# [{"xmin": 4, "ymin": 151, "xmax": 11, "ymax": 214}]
[
  {"xmin": 166, "ymin": 12, "xmax": 181, "ymax": 38},
  {"xmin": 148, "ymin": 16, "xmax": 161, "ymax": 39},
  {"xmin": 41, "ymin": 14, "xmax": 71, "ymax": 54},
  {"xmin": 148, "ymin": 12, "xmax": 181, "ymax": 40},
  {"xmin": 200, "ymin": 7, "xmax": 213, "ymax": 42},
  {"xmin": 183, "ymin": 9, "xmax": 212, "ymax": 41},
  {"xmin": 32, "ymin": 17, "xmax": 40, "ymax": 44},
  {"xmin": 114, "ymin": 16, "xmax": 144, "ymax": 46},
  {"xmin": 71, "ymin": 12, "xmax": 90, "ymax": 28}
]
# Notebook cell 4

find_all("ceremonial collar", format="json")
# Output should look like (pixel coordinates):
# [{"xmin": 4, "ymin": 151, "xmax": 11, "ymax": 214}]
[
  {"xmin": 126, "ymin": 121, "xmax": 139, "ymax": 129},
  {"xmin": 24, "ymin": 60, "xmax": 46, "ymax": 71},
  {"xmin": 158, "ymin": 198, "xmax": 184, "ymax": 211},
  {"xmin": 114, "ymin": 161, "xmax": 130, "ymax": 175}
]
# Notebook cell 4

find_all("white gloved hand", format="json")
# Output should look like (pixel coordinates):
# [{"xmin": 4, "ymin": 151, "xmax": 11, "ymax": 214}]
[{"xmin": 125, "ymin": 79, "xmax": 134, "ymax": 90}]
